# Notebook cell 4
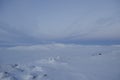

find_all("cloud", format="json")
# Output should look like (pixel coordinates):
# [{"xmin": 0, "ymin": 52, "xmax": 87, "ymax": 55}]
[
  {"xmin": 1, "ymin": 43, "xmax": 120, "ymax": 55},
  {"xmin": 0, "ymin": 0, "xmax": 120, "ymax": 46},
  {"xmin": 6, "ymin": 43, "xmax": 71, "ymax": 51}
]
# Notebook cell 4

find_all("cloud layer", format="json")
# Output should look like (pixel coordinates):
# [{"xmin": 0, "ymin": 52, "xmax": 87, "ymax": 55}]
[{"xmin": 0, "ymin": 0, "xmax": 120, "ymax": 46}]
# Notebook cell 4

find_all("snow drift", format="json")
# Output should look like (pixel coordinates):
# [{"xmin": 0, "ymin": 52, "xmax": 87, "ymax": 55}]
[{"xmin": 0, "ymin": 43, "xmax": 120, "ymax": 80}]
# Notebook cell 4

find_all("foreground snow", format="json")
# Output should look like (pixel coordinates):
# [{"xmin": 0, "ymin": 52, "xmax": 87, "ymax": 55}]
[{"xmin": 0, "ymin": 44, "xmax": 120, "ymax": 80}]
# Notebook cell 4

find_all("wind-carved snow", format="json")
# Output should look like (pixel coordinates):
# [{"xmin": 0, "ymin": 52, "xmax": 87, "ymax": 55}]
[
  {"xmin": 35, "ymin": 56, "xmax": 60, "ymax": 64},
  {"xmin": 0, "ymin": 44, "xmax": 120, "ymax": 80},
  {"xmin": 0, "ymin": 56, "xmax": 71, "ymax": 80},
  {"xmin": 0, "ymin": 64, "xmax": 47, "ymax": 80}
]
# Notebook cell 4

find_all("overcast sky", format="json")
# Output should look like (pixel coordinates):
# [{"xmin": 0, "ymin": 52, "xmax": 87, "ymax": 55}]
[{"xmin": 0, "ymin": 0, "xmax": 120, "ymax": 46}]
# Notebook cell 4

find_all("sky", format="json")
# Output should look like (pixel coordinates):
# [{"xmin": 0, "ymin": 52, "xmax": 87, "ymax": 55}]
[{"xmin": 0, "ymin": 0, "xmax": 120, "ymax": 46}]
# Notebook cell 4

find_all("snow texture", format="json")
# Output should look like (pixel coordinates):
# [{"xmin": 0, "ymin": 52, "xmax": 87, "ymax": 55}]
[{"xmin": 0, "ymin": 44, "xmax": 120, "ymax": 80}]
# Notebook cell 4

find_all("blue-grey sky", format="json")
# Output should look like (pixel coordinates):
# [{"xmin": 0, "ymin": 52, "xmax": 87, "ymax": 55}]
[{"xmin": 0, "ymin": 0, "xmax": 120, "ymax": 46}]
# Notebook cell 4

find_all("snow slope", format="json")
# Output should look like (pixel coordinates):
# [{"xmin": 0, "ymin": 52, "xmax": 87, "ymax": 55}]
[{"xmin": 0, "ymin": 44, "xmax": 120, "ymax": 80}]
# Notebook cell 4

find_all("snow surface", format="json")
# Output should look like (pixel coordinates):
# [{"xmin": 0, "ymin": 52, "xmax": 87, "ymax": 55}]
[{"xmin": 0, "ymin": 44, "xmax": 120, "ymax": 80}]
